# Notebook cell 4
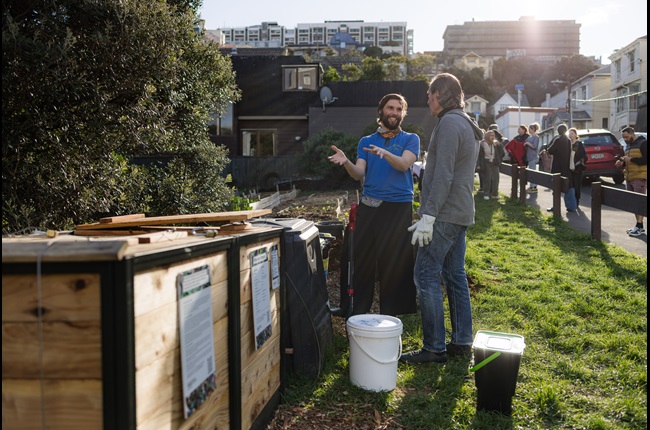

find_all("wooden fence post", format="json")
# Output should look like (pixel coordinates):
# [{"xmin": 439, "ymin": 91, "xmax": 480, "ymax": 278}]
[
  {"xmin": 510, "ymin": 163, "xmax": 518, "ymax": 200},
  {"xmin": 552, "ymin": 174, "xmax": 562, "ymax": 218},
  {"xmin": 591, "ymin": 182, "xmax": 602, "ymax": 240},
  {"xmin": 519, "ymin": 166, "xmax": 527, "ymax": 204}
]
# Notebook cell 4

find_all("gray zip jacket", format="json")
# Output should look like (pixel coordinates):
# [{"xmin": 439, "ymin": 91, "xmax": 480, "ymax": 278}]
[{"xmin": 419, "ymin": 109, "xmax": 483, "ymax": 226}]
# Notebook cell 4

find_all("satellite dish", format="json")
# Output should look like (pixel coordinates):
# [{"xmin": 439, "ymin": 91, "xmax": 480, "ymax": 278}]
[
  {"xmin": 320, "ymin": 86, "xmax": 333, "ymax": 103},
  {"xmin": 320, "ymin": 86, "xmax": 338, "ymax": 112}
]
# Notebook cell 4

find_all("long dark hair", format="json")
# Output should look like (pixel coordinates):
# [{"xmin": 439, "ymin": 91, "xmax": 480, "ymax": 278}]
[{"xmin": 428, "ymin": 73, "xmax": 465, "ymax": 110}]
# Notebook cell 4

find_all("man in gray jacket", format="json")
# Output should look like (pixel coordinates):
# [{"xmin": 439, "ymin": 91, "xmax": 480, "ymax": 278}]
[{"xmin": 401, "ymin": 73, "xmax": 482, "ymax": 364}]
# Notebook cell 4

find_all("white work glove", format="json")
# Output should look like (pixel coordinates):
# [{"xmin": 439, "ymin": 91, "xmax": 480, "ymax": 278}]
[{"xmin": 408, "ymin": 214, "xmax": 436, "ymax": 247}]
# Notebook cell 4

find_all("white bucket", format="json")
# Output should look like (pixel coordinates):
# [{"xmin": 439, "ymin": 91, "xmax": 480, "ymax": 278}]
[{"xmin": 346, "ymin": 314, "xmax": 403, "ymax": 392}]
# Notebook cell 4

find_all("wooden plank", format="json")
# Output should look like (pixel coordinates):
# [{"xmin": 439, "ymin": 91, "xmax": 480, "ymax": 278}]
[
  {"xmin": 99, "ymin": 213, "xmax": 146, "ymax": 224},
  {"xmin": 137, "ymin": 230, "xmax": 188, "ymax": 244},
  {"xmin": 2, "ymin": 240, "xmax": 129, "ymax": 263},
  {"xmin": 135, "ymin": 317, "xmax": 230, "ymax": 428},
  {"xmin": 602, "ymin": 184, "xmax": 648, "ymax": 216},
  {"xmin": 218, "ymin": 222, "xmax": 251, "ymax": 232},
  {"xmin": 73, "ymin": 229, "xmax": 148, "ymax": 237},
  {"xmin": 2, "ymin": 274, "xmax": 101, "ymax": 322},
  {"xmin": 133, "ymin": 252, "xmax": 228, "ymax": 318},
  {"xmin": 250, "ymin": 191, "xmax": 280, "ymax": 210},
  {"xmin": 242, "ymin": 361, "xmax": 280, "ymax": 430},
  {"xmin": 240, "ymin": 289, "xmax": 280, "ymax": 367},
  {"xmin": 240, "ymin": 336, "xmax": 281, "ymax": 430},
  {"xmin": 177, "ymin": 387, "xmax": 230, "ymax": 430},
  {"xmin": 239, "ymin": 238, "xmax": 281, "ymax": 273},
  {"xmin": 279, "ymin": 188, "xmax": 300, "ymax": 202},
  {"xmin": 141, "ymin": 226, "xmax": 213, "ymax": 236},
  {"xmin": 75, "ymin": 209, "xmax": 272, "ymax": 230},
  {"xmin": 134, "ymin": 279, "xmax": 228, "ymax": 371},
  {"xmin": 136, "ymin": 378, "xmax": 230, "ymax": 430},
  {"xmin": 2, "ymin": 379, "xmax": 102, "ymax": 430},
  {"xmin": 122, "ymin": 235, "xmax": 229, "ymax": 256},
  {"xmin": 2, "ymin": 321, "xmax": 102, "ymax": 378}
]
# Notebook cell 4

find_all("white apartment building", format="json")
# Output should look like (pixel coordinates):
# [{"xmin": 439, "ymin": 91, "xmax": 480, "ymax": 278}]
[
  {"xmin": 609, "ymin": 36, "xmax": 647, "ymax": 134},
  {"xmin": 216, "ymin": 21, "xmax": 288, "ymax": 48},
  {"xmin": 216, "ymin": 20, "xmax": 413, "ymax": 56}
]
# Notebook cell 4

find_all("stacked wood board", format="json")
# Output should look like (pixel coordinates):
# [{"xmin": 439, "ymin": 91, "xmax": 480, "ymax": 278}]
[
  {"xmin": 2, "ymin": 210, "xmax": 284, "ymax": 430},
  {"xmin": 71, "ymin": 210, "xmax": 272, "ymax": 241}
]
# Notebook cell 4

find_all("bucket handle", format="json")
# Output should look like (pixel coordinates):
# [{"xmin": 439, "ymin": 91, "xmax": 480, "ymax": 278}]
[
  {"xmin": 469, "ymin": 351, "xmax": 501, "ymax": 373},
  {"xmin": 349, "ymin": 330, "xmax": 402, "ymax": 364}
]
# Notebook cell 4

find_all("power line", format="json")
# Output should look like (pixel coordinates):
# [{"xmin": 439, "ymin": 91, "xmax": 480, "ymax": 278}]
[{"xmin": 574, "ymin": 89, "xmax": 647, "ymax": 103}]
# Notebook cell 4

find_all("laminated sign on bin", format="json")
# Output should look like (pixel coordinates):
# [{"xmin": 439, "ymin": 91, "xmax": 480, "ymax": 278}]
[{"xmin": 471, "ymin": 330, "xmax": 526, "ymax": 415}]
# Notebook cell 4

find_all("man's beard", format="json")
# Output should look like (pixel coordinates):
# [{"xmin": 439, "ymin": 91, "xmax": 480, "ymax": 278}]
[{"xmin": 379, "ymin": 112, "xmax": 402, "ymax": 130}]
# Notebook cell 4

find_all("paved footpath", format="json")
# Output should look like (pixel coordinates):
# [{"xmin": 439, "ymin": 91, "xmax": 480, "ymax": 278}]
[{"xmin": 496, "ymin": 173, "xmax": 647, "ymax": 259}]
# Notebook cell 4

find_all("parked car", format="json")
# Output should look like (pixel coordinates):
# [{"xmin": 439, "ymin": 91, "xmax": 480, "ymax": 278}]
[{"xmin": 577, "ymin": 129, "xmax": 625, "ymax": 184}]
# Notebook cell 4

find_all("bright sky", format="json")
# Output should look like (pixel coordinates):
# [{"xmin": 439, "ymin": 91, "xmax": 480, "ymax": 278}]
[{"xmin": 199, "ymin": 0, "xmax": 646, "ymax": 64}]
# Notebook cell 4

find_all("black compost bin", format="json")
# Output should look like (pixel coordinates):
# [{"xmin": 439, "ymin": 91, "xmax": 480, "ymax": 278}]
[
  {"xmin": 316, "ymin": 220, "xmax": 344, "ymax": 240},
  {"xmin": 250, "ymin": 218, "xmax": 333, "ymax": 378},
  {"xmin": 472, "ymin": 330, "xmax": 526, "ymax": 415}
]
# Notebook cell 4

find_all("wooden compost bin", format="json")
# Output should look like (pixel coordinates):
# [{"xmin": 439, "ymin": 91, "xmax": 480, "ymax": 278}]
[{"xmin": 2, "ymin": 226, "xmax": 283, "ymax": 430}]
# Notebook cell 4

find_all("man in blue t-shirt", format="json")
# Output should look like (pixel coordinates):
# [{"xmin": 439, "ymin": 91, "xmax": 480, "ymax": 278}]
[{"xmin": 328, "ymin": 93, "xmax": 419, "ymax": 316}]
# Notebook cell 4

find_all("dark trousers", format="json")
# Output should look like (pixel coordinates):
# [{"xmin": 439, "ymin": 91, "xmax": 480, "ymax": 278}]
[
  {"xmin": 350, "ymin": 201, "xmax": 417, "ymax": 316},
  {"xmin": 571, "ymin": 169, "xmax": 583, "ymax": 203}
]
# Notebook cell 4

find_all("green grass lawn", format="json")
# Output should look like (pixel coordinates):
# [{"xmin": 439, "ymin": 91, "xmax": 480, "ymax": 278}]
[{"xmin": 278, "ymin": 196, "xmax": 647, "ymax": 429}]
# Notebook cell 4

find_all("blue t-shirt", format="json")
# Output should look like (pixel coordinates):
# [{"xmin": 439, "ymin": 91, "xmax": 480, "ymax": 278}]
[{"xmin": 357, "ymin": 131, "xmax": 420, "ymax": 202}]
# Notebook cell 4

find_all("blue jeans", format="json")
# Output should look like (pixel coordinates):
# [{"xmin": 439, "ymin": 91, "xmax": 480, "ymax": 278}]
[
  {"xmin": 527, "ymin": 159, "xmax": 538, "ymax": 188},
  {"xmin": 414, "ymin": 221, "xmax": 473, "ymax": 353}
]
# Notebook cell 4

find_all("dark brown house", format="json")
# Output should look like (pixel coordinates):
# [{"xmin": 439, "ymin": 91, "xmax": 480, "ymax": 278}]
[{"xmin": 216, "ymin": 55, "xmax": 437, "ymax": 189}]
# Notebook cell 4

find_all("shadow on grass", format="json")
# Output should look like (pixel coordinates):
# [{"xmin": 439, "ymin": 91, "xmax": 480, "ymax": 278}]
[{"xmin": 495, "ymin": 197, "xmax": 645, "ymax": 284}]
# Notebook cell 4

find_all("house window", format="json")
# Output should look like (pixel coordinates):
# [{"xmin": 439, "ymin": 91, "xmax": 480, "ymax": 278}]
[
  {"xmin": 282, "ymin": 66, "xmax": 319, "ymax": 91},
  {"xmin": 628, "ymin": 51, "xmax": 635, "ymax": 72},
  {"xmin": 580, "ymin": 85, "xmax": 587, "ymax": 102},
  {"xmin": 614, "ymin": 59, "xmax": 621, "ymax": 81},
  {"xmin": 242, "ymin": 130, "xmax": 276, "ymax": 156}
]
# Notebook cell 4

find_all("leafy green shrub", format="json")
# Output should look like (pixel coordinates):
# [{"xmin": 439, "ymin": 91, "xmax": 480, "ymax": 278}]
[
  {"xmin": 140, "ymin": 144, "xmax": 234, "ymax": 216},
  {"xmin": 2, "ymin": 0, "xmax": 239, "ymax": 232},
  {"xmin": 300, "ymin": 128, "xmax": 359, "ymax": 183}
]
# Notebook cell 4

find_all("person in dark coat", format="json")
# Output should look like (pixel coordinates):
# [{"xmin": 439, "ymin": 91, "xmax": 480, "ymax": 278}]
[
  {"xmin": 568, "ymin": 127, "xmax": 588, "ymax": 206},
  {"xmin": 545, "ymin": 123, "xmax": 573, "ymax": 212}
]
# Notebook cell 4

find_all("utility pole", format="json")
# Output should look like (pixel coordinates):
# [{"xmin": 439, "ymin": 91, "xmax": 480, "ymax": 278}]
[{"xmin": 567, "ymin": 84, "xmax": 573, "ymax": 128}]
